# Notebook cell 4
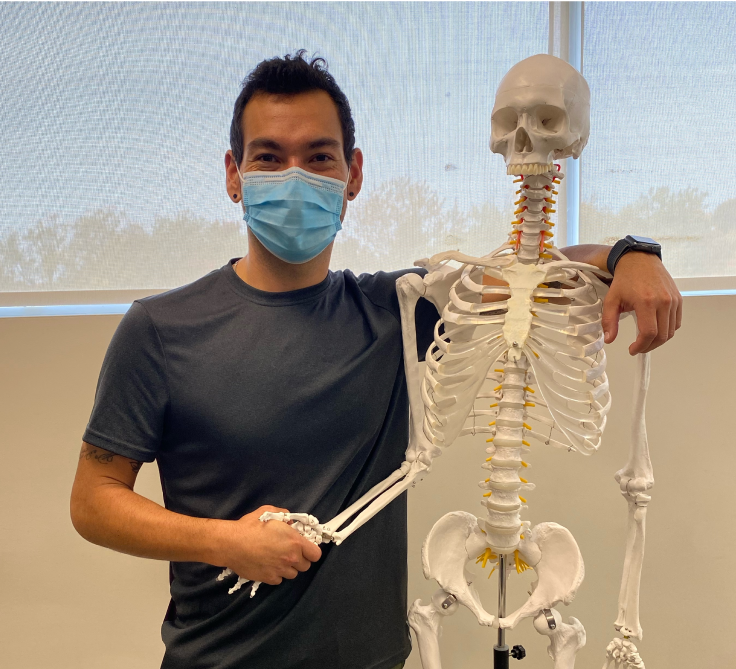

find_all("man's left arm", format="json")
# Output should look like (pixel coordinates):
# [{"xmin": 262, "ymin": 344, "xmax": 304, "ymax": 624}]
[{"xmin": 561, "ymin": 244, "xmax": 683, "ymax": 356}]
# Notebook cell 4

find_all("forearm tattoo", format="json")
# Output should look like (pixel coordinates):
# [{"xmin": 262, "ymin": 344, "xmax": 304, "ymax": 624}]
[{"xmin": 79, "ymin": 444, "xmax": 143, "ymax": 473}]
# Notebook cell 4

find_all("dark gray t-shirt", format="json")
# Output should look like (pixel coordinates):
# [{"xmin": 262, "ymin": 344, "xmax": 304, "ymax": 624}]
[{"xmin": 82, "ymin": 258, "xmax": 439, "ymax": 669}]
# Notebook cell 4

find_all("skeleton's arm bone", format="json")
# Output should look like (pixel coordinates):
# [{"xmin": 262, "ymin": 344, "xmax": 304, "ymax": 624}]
[
  {"xmin": 612, "ymin": 352, "xmax": 654, "ymax": 641},
  {"xmin": 323, "ymin": 272, "xmax": 443, "ymax": 544},
  {"xmin": 321, "ymin": 462, "xmax": 413, "ymax": 539},
  {"xmin": 328, "ymin": 460, "xmax": 429, "ymax": 544},
  {"xmin": 327, "ymin": 268, "xmax": 505, "ymax": 543},
  {"xmin": 614, "ymin": 496, "xmax": 649, "ymax": 641},
  {"xmin": 615, "ymin": 352, "xmax": 654, "ymax": 491},
  {"xmin": 397, "ymin": 272, "xmax": 429, "ymax": 449}
]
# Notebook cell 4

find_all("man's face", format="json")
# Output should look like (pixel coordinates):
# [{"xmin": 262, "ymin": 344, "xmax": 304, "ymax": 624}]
[{"xmin": 226, "ymin": 89, "xmax": 362, "ymax": 222}]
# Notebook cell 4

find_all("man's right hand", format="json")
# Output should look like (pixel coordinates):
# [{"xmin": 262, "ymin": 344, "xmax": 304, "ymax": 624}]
[
  {"xmin": 219, "ymin": 505, "xmax": 323, "ymax": 586},
  {"xmin": 71, "ymin": 444, "xmax": 322, "ymax": 584}
]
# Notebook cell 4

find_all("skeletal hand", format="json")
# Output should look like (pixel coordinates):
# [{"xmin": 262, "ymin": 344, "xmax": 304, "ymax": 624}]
[
  {"xmin": 218, "ymin": 505, "xmax": 322, "ymax": 588},
  {"xmin": 602, "ymin": 251, "xmax": 682, "ymax": 355}
]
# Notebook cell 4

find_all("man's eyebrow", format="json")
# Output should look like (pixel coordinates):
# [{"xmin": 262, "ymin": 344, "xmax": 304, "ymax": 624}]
[
  {"xmin": 246, "ymin": 138, "xmax": 283, "ymax": 152},
  {"xmin": 306, "ymin": 137, "xmax": 341, "ymax": 150}
]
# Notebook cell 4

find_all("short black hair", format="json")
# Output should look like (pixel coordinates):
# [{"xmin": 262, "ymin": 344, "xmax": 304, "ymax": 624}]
[{"xmin": 230, "ymin": 50, "xmax": 356, "ymax": 167}]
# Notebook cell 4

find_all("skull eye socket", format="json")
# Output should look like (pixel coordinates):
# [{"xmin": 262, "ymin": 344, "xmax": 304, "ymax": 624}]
[
  {"xmin": 492, "ymin": 107, "xmax": 518, "ymax": 135},
  {"xmin": 536, "ymin": 105, "xmax": 565, "ymax": 133}
]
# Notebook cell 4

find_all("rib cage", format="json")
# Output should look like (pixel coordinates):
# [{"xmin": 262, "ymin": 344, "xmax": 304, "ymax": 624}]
[{"xmin": 421, "ymin": 256, "xmax": 611, "ymax": 457}]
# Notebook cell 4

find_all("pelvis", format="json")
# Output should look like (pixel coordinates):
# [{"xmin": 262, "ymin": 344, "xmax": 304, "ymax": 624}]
[{"xmin": 420, "ymin": 511, "xmax": 584, "ymax": 629}]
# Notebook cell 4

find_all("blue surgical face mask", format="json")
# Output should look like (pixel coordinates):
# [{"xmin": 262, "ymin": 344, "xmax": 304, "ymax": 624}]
[{"xmin": 235, "ymin": 164, "xmax": 347, "ymax": 264}]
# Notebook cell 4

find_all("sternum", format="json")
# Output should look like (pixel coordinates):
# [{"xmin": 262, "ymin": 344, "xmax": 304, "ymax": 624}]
[{"xmin": 481, "ymin": 355, "xmax": 530, "ymax": 554}]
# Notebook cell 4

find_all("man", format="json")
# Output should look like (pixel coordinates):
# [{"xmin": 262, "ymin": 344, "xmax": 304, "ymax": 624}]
[{"xmin": 70, "ymin": 52, "xmax": 682, "ymax": 669}]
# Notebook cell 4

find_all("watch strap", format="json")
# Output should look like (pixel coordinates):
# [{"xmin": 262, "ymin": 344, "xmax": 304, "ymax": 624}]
[
  {"xmin": 607, "ymin": 235, "xmax": 662, "ymax": 276},
  {"xmin": 606, "ymin": 239, "xmax": 632, "ymax": 276}
]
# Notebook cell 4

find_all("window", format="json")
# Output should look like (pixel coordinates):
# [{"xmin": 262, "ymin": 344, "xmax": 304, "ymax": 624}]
[
  {"xmin": 5, "ymin": 2, "xmax": 727, "ymax": 317},
  {"xmin": 0, "ymin": 2, "xmax": 547, "ymax": 316},
  {"xmin": 580, "ymin": 1, "xmax": 736, "ymax": 293}
]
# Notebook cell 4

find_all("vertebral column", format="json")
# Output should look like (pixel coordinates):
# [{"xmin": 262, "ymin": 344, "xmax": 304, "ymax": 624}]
[
  {"xmin": 480, "ymin": 355, "xmax": 532, "ymax": 554},
  {"xmin": 510, "ymin": 167, "xmax": 562, "ymax": 265}
]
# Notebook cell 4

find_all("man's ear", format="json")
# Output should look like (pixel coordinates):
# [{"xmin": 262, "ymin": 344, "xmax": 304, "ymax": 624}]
[
  {"xmin": 225, "ymin": 150, "xmax": 242, "ymax": 203},
  {"xmin": 347, "ymin": 148, "xmax": 364, "ymax": 200}
]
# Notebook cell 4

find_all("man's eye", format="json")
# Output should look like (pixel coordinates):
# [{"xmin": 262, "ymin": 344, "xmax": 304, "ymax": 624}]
[
  {"xmin": 313, "ymin": 154, "xmax": 332, "ymax": 162},
  {"xmin": 256, "ymin": 154, "xmax": 277, "ymax": 162}
]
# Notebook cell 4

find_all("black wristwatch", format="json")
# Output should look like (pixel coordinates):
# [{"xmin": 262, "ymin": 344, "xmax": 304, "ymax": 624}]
[{"xmin": 606, "ymin": 235, "xmax": 662, "ymax": 276}]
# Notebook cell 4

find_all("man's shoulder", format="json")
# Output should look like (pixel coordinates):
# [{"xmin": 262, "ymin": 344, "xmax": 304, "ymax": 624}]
[
  {"xmin": 339, "ymin": 266, "xmax": 428, "ymax": 318},
  {"xmin": 135, "ymin": 263, "xmax": 229, "ymax": 324},
  {"xmin": 349, "ymin": 266, "xmax": 427, "ymax": 290}
]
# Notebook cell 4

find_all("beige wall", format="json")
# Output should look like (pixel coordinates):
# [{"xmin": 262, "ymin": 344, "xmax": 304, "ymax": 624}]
[{"xmin": 1, "ymin": 296, "xmax": 734, "ymax": 668}]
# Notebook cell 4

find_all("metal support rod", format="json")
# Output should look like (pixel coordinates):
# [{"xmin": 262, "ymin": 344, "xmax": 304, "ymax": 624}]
[
  {"xmin": 497, "ymin": 552, "xmax": 507, "ymax": 647},
  {"xmin": 494, "ymin": 552, "xmax": 509, "ymax": 667}
]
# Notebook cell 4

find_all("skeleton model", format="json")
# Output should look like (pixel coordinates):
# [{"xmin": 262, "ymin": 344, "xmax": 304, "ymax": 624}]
[{"xmin": 218, "ymin": 54, "xmax": 655, "ymax": 669}]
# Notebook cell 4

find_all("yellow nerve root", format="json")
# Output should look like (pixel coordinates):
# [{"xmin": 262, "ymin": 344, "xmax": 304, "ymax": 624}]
[
  {"xmin": 476, "ymin": 547, "xmax": 498, "ymax": 568},
  {"xmin": 514, "ymin": 550, "xmax": 532, "ymax": 574},
  {"xmin": 476, "ymin": 549, "xmax": 531, "ymax": 578},
  {"xmin": 476, "ymin": 547, "xmax": 499, "ymax": 578}
]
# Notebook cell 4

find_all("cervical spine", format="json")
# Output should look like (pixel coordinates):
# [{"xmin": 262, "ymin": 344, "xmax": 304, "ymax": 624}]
[
  {"xmin": 481, "ymin": 164, "xmax": 562, "ymax": 553},
  {"xmin": 510, "ymin": 166, "xmax": 562, "ymax": 264}
]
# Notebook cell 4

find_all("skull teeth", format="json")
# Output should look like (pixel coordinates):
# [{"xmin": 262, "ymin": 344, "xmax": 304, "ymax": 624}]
[{"xmin": 507, "ymin": 163, "xmax": 554, "ymax": 176}]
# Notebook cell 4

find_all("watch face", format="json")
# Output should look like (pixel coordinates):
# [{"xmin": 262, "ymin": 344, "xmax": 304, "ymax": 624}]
[{"xmin": 627, "ymin": 235, "xmax": 658, "ymax": 246}]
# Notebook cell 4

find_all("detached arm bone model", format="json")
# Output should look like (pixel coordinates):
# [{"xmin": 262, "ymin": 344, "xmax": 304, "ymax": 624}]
[{"xmin": 217, "ymin": 54, "xmax": 656, "ymax": 669}]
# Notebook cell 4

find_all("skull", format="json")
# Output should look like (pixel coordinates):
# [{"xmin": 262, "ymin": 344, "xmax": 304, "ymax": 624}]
[{"xmin": 490, "ymin": 54, "xmax": 590, "ymax": 175}]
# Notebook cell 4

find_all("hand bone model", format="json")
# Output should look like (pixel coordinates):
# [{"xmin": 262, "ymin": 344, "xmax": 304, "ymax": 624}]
[{"xmin": 217, "ymin": 54, "xmax": 655, "ymax": 669}]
